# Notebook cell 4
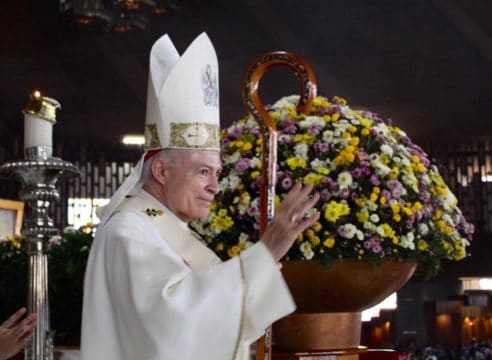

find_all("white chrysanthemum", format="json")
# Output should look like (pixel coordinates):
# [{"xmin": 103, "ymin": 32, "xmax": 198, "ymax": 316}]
[
  {"xmin": 299, "ymin": 116, "xmax": 326, "ymax": 129},
  {"xmin": 339, "ymin": 223, "xmax": 357, "ymax": 239},
  {"xmin": 306, "ymin": 208, "xmax": 319, "ymax": 218},
  {"xmin": 418, "ymin": 223, "xmax": 429, "ymax": 236},
  {"xmin": 334, "ymin": 119, "xmax": 350, "ymax": 129},
  {"xmin": 63, "ymin": 226, "xmax": 76, "ymax": 234},
  {"xmin": 250, "ymin": 157, "xmax": 262, "ymax": 169},
  {"xmin": 238, "ymin": 233, "xmax": 250, "ymax": 244},
  {"xmin": 228, "ymin": 174, "xmax": 241, "ymax": 190},
  {"xmin": 49, "ymin": 235, "xmax": 62, "ymax": 246},
  {"xmin": 356, "ymin": 230, "xmax": 364, "ymax": 241},
  {"xmin": 370, "ymin": 214, "xmax": 380, "ymax": 223},
  {"xmin": 294, "ymin": 143, "xmax": 309, "ymax": 160},
  {"xmin": 376, "ymin": 226, "xmax": 385, "ymax": 237},
  {"xmin": 223, "ymin": 152, "xmax": 240, "ymax": 165},
  {"xmin": 300, "ymin": 241, "xmax": 314, "ymax": 260},
  {"xmin": 399, "ymin": 233, "xmax": 416, "ymax": 250},
  {"xmin": 373, "ymin": 123, "xmax": 389, "ymax": 136},
  {"xmin": 460, "ymin": 237, "xmax": 470, "ymax": 247},
  {"xmin": 310, "ymin": 159, "xmax": 325, "ymax": 169},
  {"xmin": 245, "ymin": 117, "xmax": 258, "ymax": 128},
  {"xmin": 322, "ymin": 130, "xmax": 334, "ymax": 142},
  {"xmin": 341, "ymin": 106, "xmax": 355, "ymax": 120},
  {"xmin": 367, "ymin": 201, "xmax": 378, "ymax": 211},
  {"xmin": 401, "ymin": 172, "xmax": 419, "ymax": 193},
  {"xmin": 401, "ymin": 157, "xmax": 411, "ymax": 167},
  {"xmin": 420, "ymin": 173, "xmax": 431, "ymax": 186},
  {"xmin": 219, "ymin": 177, "xmax": 230, "ymax": 192},
  {"xmin": 237, "ymin": 193, "xmax": 251, "ymax": 216},
  {"xmin": 380, "ymin": 144, "xmax": 394, "ymax": 157},
  {"xmin": 439, "ymin": 191, "xmax": 458, "ymax": 210},
  {"xmin": 337, "ymin": 171, "xmax": 353, "ymax": 189},
  {"xmin": 372, "ymin": 161, "xmax": 391, "ymax": 176},
  {"xmin": 278, "ymin": 134, "xmax": 291, "ymax": 143},
  {"xmin": 227, "ymin": 125, "xmax": 241, "ymax": 135},
  {"xmin": 363, "ymin": 221, "xmax": 377, "ymax": 231},
  {"xmin": 442, "ymin": 213, "xmax": 454, "ymax": 226},
  {"xmin": 272, "ymin": 95, "xmax": 298, "ymax": 110}
]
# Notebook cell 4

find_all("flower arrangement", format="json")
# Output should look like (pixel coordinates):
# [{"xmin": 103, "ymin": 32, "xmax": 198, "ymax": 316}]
[
  {"xmin": 0, "ymin": 226, "xmax": 94, "ymax": 346},
  {"xmin": 192, "ymin": 95, "xmax": 474, "ymax": 278}
]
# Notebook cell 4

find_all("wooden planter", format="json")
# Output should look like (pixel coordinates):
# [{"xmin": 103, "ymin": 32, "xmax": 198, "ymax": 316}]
[{"xmin": 273, "ymin": 259, "xmax": 417, "ymax": 352}]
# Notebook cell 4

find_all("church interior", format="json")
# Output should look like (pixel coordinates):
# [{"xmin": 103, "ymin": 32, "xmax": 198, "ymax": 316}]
[{"xmin": 1, "ymin": 0, "xmax": 492, "ymax": 359}]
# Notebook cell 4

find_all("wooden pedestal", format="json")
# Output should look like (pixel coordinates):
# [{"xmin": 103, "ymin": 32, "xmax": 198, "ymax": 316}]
[{"xmin": 273, "ymin": 346, "xmax": 367, "ymax": 359}]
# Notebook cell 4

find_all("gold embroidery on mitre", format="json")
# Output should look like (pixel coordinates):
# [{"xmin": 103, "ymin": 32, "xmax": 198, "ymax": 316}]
[
  {"xmin": 145, "ymin": 124, "xmax": 161, "ymax": 149},
  {"xmin": 169, "ymin": 122, "xmax": 220, "ymax": 149},
  {"xmin": 142, "ymin": 208, "xmax": 165, "ymax": 217}
]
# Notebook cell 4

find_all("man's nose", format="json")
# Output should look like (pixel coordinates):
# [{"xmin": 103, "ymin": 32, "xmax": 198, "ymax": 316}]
[{"xmin": 208, "ymin": 174, "xmax": 220, "ymax": 195}]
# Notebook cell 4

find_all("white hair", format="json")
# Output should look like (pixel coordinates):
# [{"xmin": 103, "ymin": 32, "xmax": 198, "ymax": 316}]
[{"xmin": 141, "ymin": 149, "xmax": 181, "ymax": 183}]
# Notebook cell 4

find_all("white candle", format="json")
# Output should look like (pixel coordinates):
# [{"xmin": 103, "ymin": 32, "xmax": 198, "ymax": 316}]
[
  {"xmin": 22, "ymin": 91, "xmax": 61, "ymax": 153},
  {"xmin": 24, "ymin": 113, "xmax": 53, "ymax": 149}
]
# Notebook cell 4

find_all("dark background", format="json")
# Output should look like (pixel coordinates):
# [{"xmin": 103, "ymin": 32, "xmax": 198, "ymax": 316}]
[{"xmin": 1, "ymin": 0, "xmax": 491, "ymax": 145}]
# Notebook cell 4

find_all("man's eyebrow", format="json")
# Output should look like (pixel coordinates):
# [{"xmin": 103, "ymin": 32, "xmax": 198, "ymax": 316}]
[{"xmin": 198, "ymin": 164, "xmax": 223, "ymax": 172}]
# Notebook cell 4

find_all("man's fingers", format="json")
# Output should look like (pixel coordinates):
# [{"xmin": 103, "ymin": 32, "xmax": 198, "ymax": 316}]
[
  {"xmin": 11, "ymin": 314, "xmax": 37, "ymax": 340},
  {"xmin": 17, "ymin": 328, "xmax": 35, "ymax": 346},
  {"xmin": 283, "ymin": 190, "xmax": 319, "ymax": 226},
  {"xmin": 295, "ymin": 211, "xmax": 320, "ymax": 233},
  {"xmin": 281, "ymin": 182, "xmax": 302, "ymax": 206},
  {"xmin": 280, "ymin": 183, "xmax": 314, "ymax": 213},
  {"xmin": 297, "ymin": 192, "xmax": 320, "ymax": 217},
  {"xmin": 298, "ymin": 183, "xmax": 314, "ymax": 198},
  {"xmin": 1, "ymin": 307, "xmax": 26, "ymax": 328},
  {"xmin": 24, "ymin": 314, "xmax": 37, "ymax": 326}
]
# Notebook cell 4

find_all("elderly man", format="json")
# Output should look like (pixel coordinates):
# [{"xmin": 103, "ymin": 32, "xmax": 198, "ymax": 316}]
[{"xmin": 81, "ymin": 33, "xmax": 319, "ymax": 360}]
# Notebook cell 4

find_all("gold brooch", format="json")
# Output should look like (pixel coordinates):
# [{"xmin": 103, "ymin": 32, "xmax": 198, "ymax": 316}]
[{"xmin": 142, "ymin": 208, "xmax": 164, "ymax": 217}]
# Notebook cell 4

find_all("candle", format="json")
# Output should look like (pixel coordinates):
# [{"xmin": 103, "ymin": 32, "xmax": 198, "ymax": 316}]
[{"xmin": 22, "ymin": 91, "xmax": 61, "ymax": 158}]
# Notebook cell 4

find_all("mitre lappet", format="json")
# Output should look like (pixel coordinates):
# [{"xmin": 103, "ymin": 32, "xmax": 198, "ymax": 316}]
[{"xmin": 98, "ymin": 32, "xmax": 221, "ymax": 225}]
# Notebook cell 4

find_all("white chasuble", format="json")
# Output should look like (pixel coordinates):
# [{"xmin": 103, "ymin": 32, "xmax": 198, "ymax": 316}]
[{"xmin": 81, "ymin": 190, "xmax": 295, "ymax": 360}]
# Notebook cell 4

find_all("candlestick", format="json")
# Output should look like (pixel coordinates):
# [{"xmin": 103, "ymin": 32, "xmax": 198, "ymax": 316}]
[{"xmin": 0, "ymin": 92, "xmax": 78, "ymax": 360}]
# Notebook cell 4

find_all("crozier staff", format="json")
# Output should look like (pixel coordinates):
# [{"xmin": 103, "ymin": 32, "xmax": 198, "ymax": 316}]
[{"xmin": 81, "ymin": 32, "xmax": 319, "ymax": 360}]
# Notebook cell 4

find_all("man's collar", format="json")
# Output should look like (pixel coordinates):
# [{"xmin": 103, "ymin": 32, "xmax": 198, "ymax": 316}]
[{"xmin": 138, "ymin": 188, "xmax": 189, "ymax": 231}]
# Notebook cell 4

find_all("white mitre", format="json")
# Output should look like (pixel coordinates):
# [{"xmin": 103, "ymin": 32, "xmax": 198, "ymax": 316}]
[
  {"xmin": 145, "ymin": 32, "xmax": 220, "ymax": 150},
  {"xmin": 98, "ymin": 32, "xmax": 220, "ymax": 225}
]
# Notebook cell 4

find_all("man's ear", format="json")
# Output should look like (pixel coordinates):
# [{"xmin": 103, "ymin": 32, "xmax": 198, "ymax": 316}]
[{"xmin": 151, "ymin": 158, "xmax": 167, "ymax": 185}]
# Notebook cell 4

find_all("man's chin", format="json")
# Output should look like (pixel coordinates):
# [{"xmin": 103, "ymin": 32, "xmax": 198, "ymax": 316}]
[{"xmin": 194, "ymin": 210, "xmax": 210, "ymax": 222}]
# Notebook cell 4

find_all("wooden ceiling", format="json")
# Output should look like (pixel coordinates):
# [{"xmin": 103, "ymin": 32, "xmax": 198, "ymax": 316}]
[{"xmin": 1, "ymin": 0, "xmax": 491, "ymax": 145}]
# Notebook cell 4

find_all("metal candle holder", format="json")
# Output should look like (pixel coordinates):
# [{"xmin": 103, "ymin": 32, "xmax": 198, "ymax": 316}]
[{"xmin": 0, "ymin": 146, "xmax": 79, "ymax": 360}]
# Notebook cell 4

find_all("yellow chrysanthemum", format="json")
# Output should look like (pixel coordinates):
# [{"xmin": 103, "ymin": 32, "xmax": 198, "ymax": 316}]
[
  {"xmin": 293, "ymin": 134, "xmax": 315, "ymax": 144},
  {"xmin": 251, "ymin": 171, "xmax": 260, "ymax": 179},
  {"xmin": 227, "ymin": 245, "xmax": 241, "ymax": 258},
  {"xmin": 286, "ymin": 157, "xmax": 307, "ymax": 170},
  {"xmin": 241, "ymin": 142, "xmax": 252, "ymax": 152},
  {"xmin": 360, "ymin": 117, "xmax": 373, "ymax": 128},
  {"xmin": 303, "ymin": 173, "xmax": 324, "ymax": 185},
  {"xmin": 417, "ymin": 239, "xmax": 428, "ymax": 251},
  {"xmin": 210, "ymin": 211, "xmax": 234, "ymax": 231},
  {"xmin": 215, "ymin": 243, "xmax": 224, "ymax": 251},
  {"xmin": 323, "ymin": 237, "xmax": 335, "ymax": 248},
  {"xmin": 312, "ymin": 222, "xmax": 322, "ymax": 232},
  {"xmin": 324, "ymin": 200, "xmax": 350, "ymax": 223}
]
